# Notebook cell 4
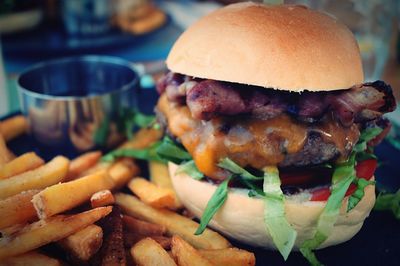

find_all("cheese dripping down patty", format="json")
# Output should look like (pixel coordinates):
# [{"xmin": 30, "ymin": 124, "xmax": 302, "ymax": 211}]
[{"xmin": 157, "ymin": 94, "xmax": 360, "ymax": 181}]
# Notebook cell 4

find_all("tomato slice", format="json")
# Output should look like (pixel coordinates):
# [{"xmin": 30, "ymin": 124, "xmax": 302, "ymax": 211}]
[
  {"xmin": 355, "ymin": 159, "xmax": 377, "ymax": 179},
  {"xmin": 310, "ymin": 159, "xmax": 377, "ymax": 201}
]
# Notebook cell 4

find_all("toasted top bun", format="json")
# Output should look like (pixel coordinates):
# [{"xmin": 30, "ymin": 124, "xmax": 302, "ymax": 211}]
[
  {"xmin": 167, "ymin": 2, "xmax": 363, "ymax": 92},
  {"xmin": 169, "ymin": 163, "xmax": 375, "ymax": 250}
]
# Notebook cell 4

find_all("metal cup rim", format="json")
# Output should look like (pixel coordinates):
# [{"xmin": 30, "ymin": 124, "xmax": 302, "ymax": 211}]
[{"xmin": 17, "ymin": 55, "xmax": 139, "ymax": 101}]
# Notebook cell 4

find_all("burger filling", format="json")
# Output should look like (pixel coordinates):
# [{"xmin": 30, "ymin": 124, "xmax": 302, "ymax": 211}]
[{"xmin": 156, "ymin": 71, "xmax": 395, "ymax": 184}]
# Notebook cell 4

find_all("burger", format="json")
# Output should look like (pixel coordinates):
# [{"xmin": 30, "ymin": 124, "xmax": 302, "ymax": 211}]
[{"xmin": 154, "ymin": 2, "xmax": 396, "ymax": 263}]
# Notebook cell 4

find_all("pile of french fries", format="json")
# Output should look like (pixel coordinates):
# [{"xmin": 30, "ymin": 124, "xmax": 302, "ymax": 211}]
[{"xmin": 0, "ymin": 116, "xmax": 256, "ymax": 266}]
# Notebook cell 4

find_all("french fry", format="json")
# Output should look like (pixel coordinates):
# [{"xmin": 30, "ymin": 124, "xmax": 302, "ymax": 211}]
[
  {"xmin": 127, "ymin": 8, "xmax": 167, "ymax": 35},
  {"xmin": 32, "ymin": 170, "xmax": 115, "ymax": 219},
  {"xmin": 0, "ymin": 251, "xmax": 61, "ymax": 266},
  {"xmin": 171, "ymin": 235, "xmax": 214, "ymax": 266},
  {"xmin": 58, "ymin": 224, "xmax": 103, "ymax": 261},
  {"xmin": 128, "ymin": 177, "xmax": 176, "ymax": 209},
  {"xmin": 66, "ymin": 151, "xmax": 102, "ymax": 180},
  {"xmin": 0, "ymin": 206, "xmax": 112, "ymax": 260},
  {"xmin": 0, "ymin": 223, "xmax": 27, "ymax": 237},
  {"xmin": 125, "ymin": 233, "xmax": 171, "ymax": 250},
  {"xmin": 120, "ymin": 128, "xmax": 162, "ymax": 150},
  {"xmin": 0, "ymin": 133, "xmax": 12, "ymax": 166},
  {"xmin": 131, "ymin": 237, "xmax": 177, "ymax": 266},
  {"xmin": 123, "ymin": 215, "xmax": 167, "ymax": 236},
  {"xmin": 0, "ymin": 189, "xmax": 39, "ymax": 229},
  {"xmin": 0, "ymin": 115, "xmax": 28, "ymax": 142},
  {"xmin": 91, "ymin": 190, "xmax": 115, "ymax": 208},
  {"xmin": 198, "ymin": 248, "xmax": 256, "ymax": 266},
  {"xmin": 109, "ymin": 158, "xmax": 140, "ymax": 189},
  {"xmin": 97, "ymin": 207, "xmax": 126, "ymax": 266},
  {"xmin": 0, "ymin": 156, "xmax": 69, "ymax": 200},
  {"xmin": 79, "ymin": 161, "xmax": 111, "ymax": 178},
  {"xmin": 78, "ymin": 158, "xmax": 139, "ymax": 187},
  {"xmin": 149, "ymin": 161, "xmax": 182, "ymax": 209},
  {"xmin": 0, "ymin": 152, "xmax": 44, "ymax": 180},
  {"xmin": 115, "ymin": 193, "xmax": 230, "ymax": 249}
]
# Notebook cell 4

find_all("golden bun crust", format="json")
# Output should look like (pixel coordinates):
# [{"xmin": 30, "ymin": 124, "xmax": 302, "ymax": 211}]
[
  {"xmin": 169, "ymin": 163, "xmax": 375, "ymax": 250},
  {"xmin": 167, "ymin": 2, "xmax": 364, "ymax": 92}
]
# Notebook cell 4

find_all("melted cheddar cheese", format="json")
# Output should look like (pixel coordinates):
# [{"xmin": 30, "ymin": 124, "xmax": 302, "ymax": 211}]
[{"xmin": 157, "ymin": 94, "xmax": 359, "ymax": 180}]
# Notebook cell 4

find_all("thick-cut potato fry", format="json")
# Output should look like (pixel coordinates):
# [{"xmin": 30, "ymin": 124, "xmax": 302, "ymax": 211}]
[
  {"xmin": 0, "ymin": 223, "xmax": 26, "ymax": 236},
  {"xmin": 128, "ymin": 177, "xmax": 176, "ymax": 209},
  {"xmin": 32, "ymin": 170, "xmax": 114, "ymax": 219},
  {"xmin": 0, "ymin": 115, "xmax": 28, "ymax": 142},
  {"xmin": 109, "ymin": 158, "xmax": 140, "ymax": 189},
  {"xmin": 149, "ymin": 161, "xmax": 182, "ymax": 209},
  {"xmin": 149, "ymin": 161, "xmax": 172, "ymax": 187},
  {"xmin": 0, "ymin": 133, "xmax": 12, "ymax": 166},
  {"xmin": 58, "ymin": 224, "xmax": 103, "ymax": 261},
  {"xmin": 126, "ymin": 8, "xmax": 166, "ymax": 35},
  {"xmin": 171, "ymin": 235, "xmax": 214, "ymax": 266},
  {"xmin": 0, "ymin": 189, "xmax": 39, "ymax": 229},
  {"xmin": 66, "ymin": 151, "xmax": 102, "ymax": 180},
  {"xmin": 91, "ymin": 190, "xmax": 115, "ymax": 208},
  {"xmin": 198, "ymin": 248, "xmax": 256, "ymax": 266},
  {"xmin": 131, "ymin": 237, "xmax": 177, "ymax": 266},
  {"xmin": 115, "ymin": 193, "xmax": 230, "ymax": 249},
  {"xmin": 0, "ymin": 206, "xmax": 112, "ymax": 260},
  {"xmin": 0, "ymin": 152, "xmax": 44, "ymax": 180},
  {"xmin": 79, "ymin": 161, "xmax": 111, "ymax": 177},
  {"xmin": 120, "ymin": 128, "xmax": 162, "ymax": 150},
  {"xmin": 0, "ymin": 156, "xmax": 69, "ymax": 200},
  {"xmin": 123, "ymin": 215, "xmax": 167, "ymax": 236},
  {"xmin": 78, "ymin": 158, "xmax": 139, "ymax": 187},
  {"xmin": 125, "ymin": 233, "xmax": 171, "ymax": 249},
  {"xmin": 97, "ymin": 207, "xmax": 126, "ymax": 266},
  {"xmin": 0, "ymin": 251, "xmax": 61, "ymax": 266}
]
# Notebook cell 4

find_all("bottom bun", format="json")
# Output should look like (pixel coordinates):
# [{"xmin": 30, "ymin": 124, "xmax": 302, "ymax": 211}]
[{"xmin": 169, "ymin": 163, "xmax": 375, "ymax": 250}]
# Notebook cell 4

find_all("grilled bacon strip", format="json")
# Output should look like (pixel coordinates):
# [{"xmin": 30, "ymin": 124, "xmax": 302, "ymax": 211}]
[{"xmin": 156, "ymin": 72, "xmax": 396, "ymax": 126}]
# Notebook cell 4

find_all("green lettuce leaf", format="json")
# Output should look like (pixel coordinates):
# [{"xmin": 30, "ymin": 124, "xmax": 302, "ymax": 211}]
[
  {"xmin": 300, "ymin": 154, "xmax": 356, "ymax": 266},
  {"xmin": 263, "ymin": 166, "xmax": 297, "ymax": 260},
  {"xmin": 195, "ymin": 176, "xmax": 232, "ymax": 235},
  {"xmin": 374, "ymin": 189, "xmax": 400, "ymax": 219},
  {"xmin": 218, "ymin": 158, "xmax": 263, "ymax": 180},
  {"xmin": 156, "ymin": 137, "xmax": 192, "ymax": 164},
  {"xmin": 347, "ymin": 178, "xmax": 375, "ymax": 212},
  {"xmin": 93, "ymin": 117, "xmax": 110, "ymax": 146},
  {"xmin": 118, "ymin": 108, "xmax": 156, "ymax": 140},
  {"xmin": 102, "ymin": 142, "xmax": 164, "ymax": 162},
  {"xmin": 176, "ymin": 160, "xmax": 204, "ymax": 180},
  {"xmin": 353, "ymin": 127, "xmax": 383, "ymax": 152}
]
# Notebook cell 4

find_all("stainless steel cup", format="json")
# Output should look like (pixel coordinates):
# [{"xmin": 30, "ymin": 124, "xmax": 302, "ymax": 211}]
[{"xmin": 17, "ymin": 56, "xmax": 139, "ymax": 156}]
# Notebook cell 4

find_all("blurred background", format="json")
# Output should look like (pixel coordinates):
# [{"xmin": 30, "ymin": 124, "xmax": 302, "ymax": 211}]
[{"xmin": 0, "ymin": 0, "xmax": 399, "ymax": 116}]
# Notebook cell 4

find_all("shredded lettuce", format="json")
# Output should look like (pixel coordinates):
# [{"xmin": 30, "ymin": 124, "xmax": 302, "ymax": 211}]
[
  {"xmin": 218, "ymin": 158, "xmax": 263, "ymax": 180},
  {"xmin": 353, "ymin": 127, "xmax": 383, "ymax": 152},
  {"xmin": 93, "ymin": 117, "xmax": 110, "ymax": 146},
  {"xmin": 347, "ymin": 178, "xmax": 376, "ymax": 212},
  {"xmin": 263, "ymin": 166, "xmax": 297, "ymax": 260},
  {"xmin": 195, "ymin": 176, "xmax": 232, "ymax": 235},
  {"xmin": 300, "ymin": 154, "xmax": 356, "ymax": 266},
  {"xmin": 219, "ymin": 159, "xmax": 296, "ymax": 259},
  {"xmin": 176, "ymin": 160, "xmax": 204, "ymax": 180},
  {"xmin": 102, "ymin": 142, "xmax": 164, "ymax": 162},
  {"xmin": 156, "ymin": 137, "xmax": 192, "ymax": 164},
  {"xmin": 118, "ymin": 108, "xmax": 156, "ymax": 139},
  {"xmin": 374, "ymin": 189, "xmax": 400, "ymax": 219}
]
